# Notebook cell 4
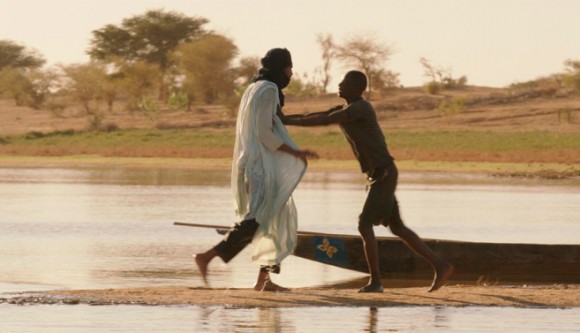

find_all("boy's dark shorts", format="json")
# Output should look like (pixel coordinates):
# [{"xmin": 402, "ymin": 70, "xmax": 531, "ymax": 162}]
[{"xmin": 358, "ymin": 161, "xmax": 400, "ymax": 229}]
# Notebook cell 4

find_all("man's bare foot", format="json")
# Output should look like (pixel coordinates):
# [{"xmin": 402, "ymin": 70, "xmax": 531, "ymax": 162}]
[
  {"xmin": 193, "ymin": 254, "xmax": 209, "ymax": 286},
  {"xmin": 428, "ymin": 262, "xmax": 454, "ymax": 292},
  {"xmin": 358, "ymin": 282, "xmax": 384, "ymax": 293},
  {"xmin": 260, "ymin": 279, "xmax": 290, "ymax": 292},
  {"xmin": 254, "ymin": 273, "xmax": 289, "ymax": 292}
]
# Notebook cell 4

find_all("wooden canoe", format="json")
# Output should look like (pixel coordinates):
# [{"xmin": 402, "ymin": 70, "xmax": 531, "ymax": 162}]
[{"xmin": 175, "ymin": 222, "xmax": 580, "ymax": 284}]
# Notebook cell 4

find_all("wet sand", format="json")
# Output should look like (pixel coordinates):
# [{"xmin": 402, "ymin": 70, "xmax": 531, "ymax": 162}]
[{"xmin": 3, "ymin": 284, "xmax": 578, "ymax": 308}]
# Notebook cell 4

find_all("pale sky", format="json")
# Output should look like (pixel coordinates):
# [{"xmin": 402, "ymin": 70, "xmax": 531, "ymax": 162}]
[{"xmin": 2, "ymin": 0, "xmax": 580, "ymax": 90}]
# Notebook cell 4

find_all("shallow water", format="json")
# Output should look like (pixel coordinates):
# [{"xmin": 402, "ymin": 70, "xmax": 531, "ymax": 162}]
[
  {"xmin": 2, "ymin": 304, "xmax": 579, "ymax": 333},
  {"xmin": 0, "ymin": 166, "xmax": 578, "ymax": 332}
]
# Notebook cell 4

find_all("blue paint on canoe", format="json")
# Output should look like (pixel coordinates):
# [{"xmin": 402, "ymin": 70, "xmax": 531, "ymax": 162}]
[{"xmin": 313, "ymin": 236, "xmax": 349, "ymax": 266}]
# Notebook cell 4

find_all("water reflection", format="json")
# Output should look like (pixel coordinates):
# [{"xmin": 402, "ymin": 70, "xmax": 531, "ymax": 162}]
[
  {"xmin": 1, "ymin": 303, "xmax": 578, "ymax": 332},
  {"xmin": 0, "ymin": 166, "xmax": 579, "ymax": 293},
  {"xmin": 1, "ymin": 166, "xmax": 579, "ymax": 333},
  {"xmin": 367, "ymin": 306, "xmax": 378, "ymax": 333},
  {"xmin": 257, "ymin": 308, "xmax": 293, "ymax": 333}
]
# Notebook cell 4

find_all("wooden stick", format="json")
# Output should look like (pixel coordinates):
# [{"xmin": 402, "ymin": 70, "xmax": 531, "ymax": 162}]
[
  {"xmin": 173, "ymin": 221, "xmax": 399, "ymax": 240},
  {"xmin": 174, "ymin": 222, "xmax": 230, "ymax": 230}
]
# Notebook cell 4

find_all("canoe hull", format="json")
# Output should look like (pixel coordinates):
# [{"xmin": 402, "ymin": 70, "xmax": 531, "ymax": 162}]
[
  {"xmin": 294, "ymin": 234, "xmax": 580, "ymax": 284},
  {"xmin": 174, "ymin": 222, "xmax": 580, "ymax": 284}
]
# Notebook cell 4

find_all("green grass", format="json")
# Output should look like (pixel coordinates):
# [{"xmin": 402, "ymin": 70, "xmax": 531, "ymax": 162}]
[
  {"xmin": 1, "ymin": 128, "xmax": 235, "ymax": 150},
  {"xmin": 0, "ymin": 154, "xmax": 576, "ymax": 177},
  {"xmin": 386, "ymin": 130, "xmax": 580, "ymax": 151},
  {"xmin": 1, "ymin": 128, "xmax": 578, "ymax": 153},
  {"xmin": 292, "ymin": 128, "xmax": 580, "ymax": 152}
]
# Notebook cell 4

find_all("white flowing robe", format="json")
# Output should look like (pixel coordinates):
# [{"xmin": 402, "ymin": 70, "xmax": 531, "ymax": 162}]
[{"xmin": 231, "ymin": 80, "xmax": 307, "ymax": 266}]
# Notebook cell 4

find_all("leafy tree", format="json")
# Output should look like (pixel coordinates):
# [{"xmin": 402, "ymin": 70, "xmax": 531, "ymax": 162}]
[
  {"xmin": 173, "ymin": 34, "xmax": 238, "ymax": 106},
  {"xmin": 368, "ymin": 68, "xmax": 400, "ymax": 92},
  {"xmin": 0, "ymin": 40, "xmax": 46, "ymax": 105},
  {"xmin": 335, "ymin": 32, "xmax": 394, "ymax": 99},
  {"xmin": 26, "ymin": 67, "xmax": 58, "ymax": 108},
  {"xmin": 0, "ymin": 66, "xmax": 55, "ymax": 108},
  {"xmin": 88, "ymin": 9, "xmax": 208, "ymax": 100},
  {"xmin": 116, "ymin": 61, "xmax": 161, "ymax": 113},
  {"xmin": 61, "ymin": 62, "xmax": 112, "ymax": 114},
  {"xmin": 315, "ymin": 33, "xmax": 335, "ymax": 93},
  {"xmin": 286, "ymin": 73, "xmax": 319, "ymax": 97},
  {"xmin": 100, "ymin": 72, "xmax": 122, "ymax": 113},
  {"xmin": 0, "ymin": 67, "xmax": 33, "ymax": 105},
  {"xmin": 235, "ymin": 56, "xmax": 260, "ymax": 87},
  {"xmin": 0, "ymin": 40, "xmax": 45, "ymax": 70}
]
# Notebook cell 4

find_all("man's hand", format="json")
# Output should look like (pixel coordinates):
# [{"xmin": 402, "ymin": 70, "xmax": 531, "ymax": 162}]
[
  {"xmin": 294, "ymin": 149, "xmax": 319, "ymax": 164},
  {"xmin": 277, "ymin": 144, "xmax": 318, "ymax": 164},
  {"xmin": 300, "ymin": 149, "xmax": 319, "ymax": 160}
]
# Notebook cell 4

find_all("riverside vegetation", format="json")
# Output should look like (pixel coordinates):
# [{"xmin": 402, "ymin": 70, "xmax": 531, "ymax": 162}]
[{"xmin": 0, "ymin": 85, "xmax": 579, "ymax": 178}]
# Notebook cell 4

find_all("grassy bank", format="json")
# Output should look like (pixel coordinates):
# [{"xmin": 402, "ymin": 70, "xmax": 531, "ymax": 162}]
[
  {"xmin": 0, "ymin": 128, "xmax": 578, "ymax": 176},
  {"xmin": 1, "ymin": 127, "xmax": 579, "ymax": 151},
  {"xmin": 0, "ymin": 154, "xmax": 577, "ymax": 176}
]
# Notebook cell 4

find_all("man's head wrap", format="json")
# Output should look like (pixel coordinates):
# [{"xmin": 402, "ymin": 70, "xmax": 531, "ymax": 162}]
[
  {"xmin": 253, "ymin": 48, "xmax": 293, "ymax": 107},
  {"xmin": 260, "ymin": 48, "xmax": 292, "ymax": 72}
]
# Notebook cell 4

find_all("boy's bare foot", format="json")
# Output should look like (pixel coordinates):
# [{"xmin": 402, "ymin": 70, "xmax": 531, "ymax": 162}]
[
  {"xmin": 358, "ymin": 282, "xmax": 384, "ymax": 293},
  {"xmin": 428, "ymin": 262, "xmax": 454, "ymax": 292},
  {"xmin": 193, "ymin": 254, "xmax": 209, "ymax": 286}
]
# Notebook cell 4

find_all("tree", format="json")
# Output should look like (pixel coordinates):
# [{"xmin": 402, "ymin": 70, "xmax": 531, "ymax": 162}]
[
  {"xmin": 173, "ymin": 34, "xmax": 238, "ymax": 106},
  {"xmin": 286, "ymin": 73, "xmax": 319, "ymax": 97},
  {"xmin": 369, "ymin": 68, "xmax": 400, "ymax": 92},
  {"xmin": 0, "ymin": 40, "xmax": 45, "ymax": 70},
  {"xmin": 117, "ymin": 61, "xmax": 161, "ymax": 113},
  {"xmin": 335, "ymin": 32, "xmax": 394, "ymax": 99},
  {"xmin": 563, "ymin": 59, "xmax": 580, "ymax": 92},
  {"xmin": 235, "ymin": 56, "xmax": 260, "ymax": 87},
  {"xmin": 316, "ymin": 33, "xmax": 335, "ymax": 93},
  {"xmin": 420, "ymin": 57, "xmax": 446, "ymax": 83},
  {"xmin": 0, "ymin": 66, "xmax": 55, "ymax": 108},
  {"xmin": 420, "ymin": 57, "xmax": 467, "ymax": 94},
  {"xmin": 88, "ymin": 9, "xmax": 208, "ymax": 100},
  {"xmin": 0, "ymin": 40, "xmax": 46, "ymax": 105},
  {"xmin": 61, "ymin": 62, "xmax": 111, "ymax": 114},
  {"xmin": 0, "ymin": 67, "xmax": 33, "ymax": 105},
  {"xmin": 26, "ymin": 67, "xmax": 58, "ymax": 108}
]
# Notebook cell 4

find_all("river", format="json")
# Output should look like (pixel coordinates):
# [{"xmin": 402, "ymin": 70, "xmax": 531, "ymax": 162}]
[{"xmin": 0, "ymin": 166, "xmax": 578, "ymax": 332}]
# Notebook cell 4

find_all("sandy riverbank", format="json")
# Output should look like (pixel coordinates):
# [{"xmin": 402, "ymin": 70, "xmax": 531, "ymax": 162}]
[{"xmin": 3, "ymin": 284, "xmax": 578, "ymax": 308}]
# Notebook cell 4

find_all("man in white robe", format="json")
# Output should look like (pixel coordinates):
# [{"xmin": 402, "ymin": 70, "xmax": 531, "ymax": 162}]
[{"xmin": 194, "ymin": 48, "xmax": 317, "ymax": 291}]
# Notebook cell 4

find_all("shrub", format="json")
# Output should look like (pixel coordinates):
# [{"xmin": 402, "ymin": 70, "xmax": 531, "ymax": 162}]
[
  {"xmin": 437, "ymin": 97, "xmax": 466, "ymax": 116},
  {"xmin": 442, "ymin": 75, "xmax": 468, "ymax": 89},
  {"xmin": 138, "ymin": 98, "xmax": 160, "ymax": 118},
  {"xmin": 25, "ymin": 131, "xmax": 45, "ymax": 139},
  {"xmin": 53, "ymin": 129, "xmax": 76, "ymax": 136},
  {"xmin": 508, "ymin": 75, "xmax": 562, "ymax": 97},
  {"xmin": 167, "ymin": 91, "xmax": 189, "ymax": 112},
  {"xmin": 424, "ymin": 81, "xmax": 442, "ymax": 95},
  {"xmin": 557, "ymin": 108, "xmax": 573, "ymax": 124},
  {"xmin": 101, "ymin": 122, "xmax": 119, "ymax": 132},
  {"xmin": 86, "ymin": 113, "xmax": 105, "ymax": 131}
]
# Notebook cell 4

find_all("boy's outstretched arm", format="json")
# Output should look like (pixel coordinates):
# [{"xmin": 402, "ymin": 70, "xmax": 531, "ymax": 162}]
[{"xmin": 284, "ymin": 105, "xmax": 343, "ymax": 126}]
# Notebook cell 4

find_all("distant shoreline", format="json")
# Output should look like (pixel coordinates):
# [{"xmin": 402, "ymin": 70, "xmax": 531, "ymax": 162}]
[{"xmin": 1, "ymin": 154, "xmax": 578, "ymax": 180}]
